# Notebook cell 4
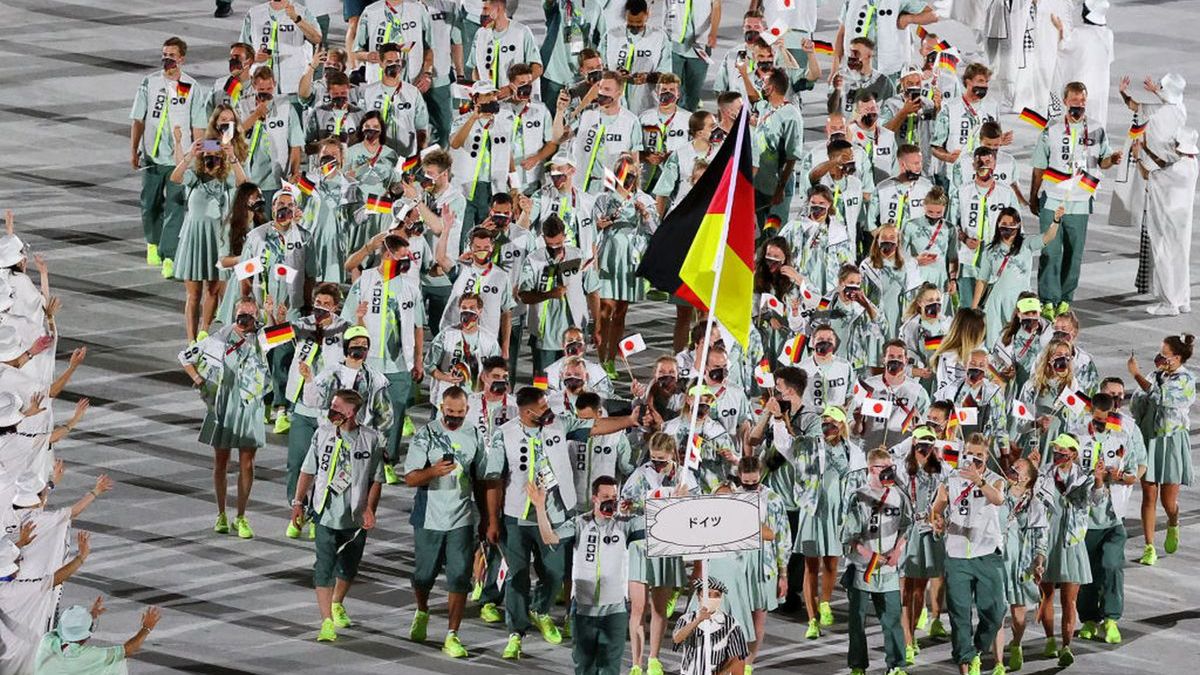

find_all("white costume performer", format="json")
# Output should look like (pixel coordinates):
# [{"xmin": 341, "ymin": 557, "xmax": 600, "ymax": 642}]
[
  {"xmin": 1052, "ymin": 0, "xmax": 1113, "ymax": 128},
  {"xmin": 1139, "ymin": 127, "xmax": 1198, "ymax": 315}
]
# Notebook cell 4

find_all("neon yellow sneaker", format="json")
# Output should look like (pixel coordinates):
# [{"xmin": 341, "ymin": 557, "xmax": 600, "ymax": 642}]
[
  {"xmin": 744, "ymin": 665, "xmax": 753, "ymax": 675},
  {"xmin": 1008, "ymin": 644, "xmax": 1024, "ymax": 671},
  {"xmin": 915, "ymin": 606, "xmax": 929, "ymax": 632},
  {"xmin": 160, "ymin": 258, "xmax": 175, "ymax": 279},
  {"xmin": 213, "ymin": 512, "xmax": 229, "ymax": 534},
  {"xmin": 629, "ymin": 666, "xmax": 643, "ymax": 675},
  {"xmin": 905, "ymin": 643, "xmax": 916, "ymax": 665},
  {"xmin": 1103, "ymin": 619, "xmax": 1121, "ymax": 644},
  {"xmin": 1138, "ymin": 544, "xmax": 1158, "ymax": 565},
  {"xmin": 273, "ymin": 411, "xmax": 291, "ymax": 434},
  {"xmin": 991, "ymin": 665, "xmax": 1006, "ymax": 675},
  {"xmin": 1078, "ymin": 621, "xmax": 1097, "ymax": 640},
  {"xmin": 531, "ymin": 612, "xmax": 562, "ymax": 644},
  {"xmin": 502, "ymin": 633, "xmax": 522, "ymax": 659},
  {"xmin": 480, "ymin": 602, "xmax": 503, "ymax": 623},
  {"xmin": 235, "ymin": 515, "xmax": 254, "ymax": 539},
  {"xmin": 647, "ymin": 658, "xmax": 664, "ymax": 675},
  {"xmin": 1056, "ymin": 301, "xmax": 1069, "ymax": 317},
  {"xmin": 851, "ymin": 670, "xmax": 866, "ymax": 675},
  {"xmin": 331, "ymin": 602, "xmax": 352, "ymax": 628},
  {"xmin": 1041, "ymin": 303, "xmax": 1057, "ymax": 320},
  {"xmin": 442, "ymin": 631, "xmax": 468, "ymax": 658},
  {"xmin": 146, "ymin": 243, "xmax": 161, "ymax": 266},
  {"xmin": 818, "ymin": 601, "xmax": 834, "ymax": 626},
  {"xmin": 968, "ymin": 654, "xmax": 982, "ymax": 675},
  {"xmin": 929, "ymin": 618, "xmax": 948, "ymax": 638},
  {"xmin": 317, "ymin": 618, "xmax": 337, "ymax": 642},
  {"xmin": 888, "ymin": 669, "xmax": 908, "ymax": 675},
  {"xmin": 410, "ymin": 610, "xmax": 429, "ymax": 642},
  {"xmin": 1042, "ymin": 637, "xmax": 1057, "ymax": 658},
  {"xmin": 286, "ymin": 519, "xmax": 301, "ymax": 539},
  {"xmin": 1165, "ymin": 525, "xmax": 1180, "ymax": 554},
  {"xmin": 196, "ymin": 330, "xmax": 209, "ymax": 342},
  {"xmin": 402, "ymin": 416, "xmax": 416, "ymax": 437},
  {"xmin": 805, "ymin": 618, "xmax": 820, "ymax": 639},
  {"xmin": 1057, "ymin": 646, "xmax": 1074, "ymax": 667},
  {"xmin": 665, "ymin": 590, "xmax": 680, "ymax": 616},
  {"xmin": 384, "ymin": 464, "xmax": 400, "ymax": 485}
]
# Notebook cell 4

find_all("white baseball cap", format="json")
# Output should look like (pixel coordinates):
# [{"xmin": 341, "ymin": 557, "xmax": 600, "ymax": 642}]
[
  {"xmin": 11, "ymin": 471, "xmax": 45, "ymax": 508},
  {"xmin": 1160, "ymin": 73, "xmax": 1186, "ymax": 104},
  {"xmin": 470, "ymin": 81, "xmax": 498, "ymax": 97},
  {"xmin": 0, "ymin": 235, "xmax": 24, "ymax": 268}
]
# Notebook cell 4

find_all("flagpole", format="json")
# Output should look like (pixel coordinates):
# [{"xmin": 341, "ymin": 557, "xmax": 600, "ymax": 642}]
[{"xmin": 681, "ymin": 104, "xmax": 748, "ymax": 675}]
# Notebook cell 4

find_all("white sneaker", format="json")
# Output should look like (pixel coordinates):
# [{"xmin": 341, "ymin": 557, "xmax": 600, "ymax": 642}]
[
  {"xmin": 1146, "ymin": 303, "xmax": 1180, "ymax": 316},
  {"xmin": 1179, "ymin": 304, "xmax": 1192, "ymax": 314}
]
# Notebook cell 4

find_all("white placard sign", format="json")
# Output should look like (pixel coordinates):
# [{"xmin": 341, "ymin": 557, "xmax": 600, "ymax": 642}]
[{"xmin": 645, "ymin": 493, "xmax": 761, "ymax": 558}]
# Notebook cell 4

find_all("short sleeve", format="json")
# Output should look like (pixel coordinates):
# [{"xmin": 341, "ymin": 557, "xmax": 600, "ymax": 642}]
[
  {"xmin": 131, "ymin": 77, "xmax": 149, "ymax": 120},
  {"xmin": 288, "ymin": 108, "xmax": 305, "ymax": 146},
  {"xmin": 1030, "ymin": 130, "xmax": 1051, "ymax": 169}
]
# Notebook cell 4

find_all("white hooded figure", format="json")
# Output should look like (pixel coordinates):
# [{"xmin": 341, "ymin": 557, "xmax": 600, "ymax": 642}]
[
  {"xmin": 1118, "ymin": 73, "xmax": 1188, "ymax": 249},
  {"xmin": 1137, "ymin": 127, "xmax": 1197, "ymax": 315},
  {"xmin": 1052, "ymin": 0, "xmax": 1113, "ymax": 127}
]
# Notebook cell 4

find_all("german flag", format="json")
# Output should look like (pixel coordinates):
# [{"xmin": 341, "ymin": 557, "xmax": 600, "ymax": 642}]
[
  {"xmin": 781, "ymin": 333, "xmax": 807, "ymax": 364},
  {"xmin": 380, "ymin": 257, "xmax": 399, "ymax": 282},
  {"xmin": 1129, "ymin": 122, "xmax": 1147, "ymax": 139},
  {"xmin": 365, "ymin": 195, "xmax": 394, "ymax": 214},
  {"xmin": 637, "ymin": 106, "xmax": 756, "ymax": 346},
  {"xmin": 812, "ymin": 39, "xmax": 834, "ymax": 55},
  {"xmin": 1042, "ymin": 167, "xmax": 1071, "ymax": 184},
  {"xmin": 1078, "ymin": 171, "xmax": 1100, "ymax": 195},
  {"xmin": 176, "ymin": 81, "xmax": 192, "ymax": 100},
  {"xmin": 862, "ymin": 552, "xmax": 882, "ymax": 583},
  {"xmin": 764, "ymin": 215, "xmax": 781, "ymax": 230},
  {"xmin": 533, "ymin": 375, "xmax": 549, "ymax": 389},
  {"xmin": 916, "ymin": 26, "xmax": 929, "ymax": 39},
  {"xmin": 941, "ymin": 443, "xmax": 959, "ymax": 468},
  {"xmin": 816, "ymin": 295, "xmax": 832, "ymax": 311},
  {"xmin": 224, "ymin": 77, "xmax": 242, "ymax": 101},
  {"xmin": 923, "ymin": 335, "xmax": 943, "ymax": 352},
  {"xmin": 1018, "ymin": 108, "xmax": 1048, "ymax": 131},
  {"xmin": 1105, "ymin": 414, "xmax": 1122, "ymax": 432},
  {"xmin": 260, "ymin": 323, "xmax": 295, "ymax": 348},
  {"xmin": 936, "ymin": 39, "xmax": 951, "ymax": 52},
  {"xmin": 296, "ymin": 174, "xmax": 316, "ymax": 196},
  {"xmin": 401, "ymin": 155, "xmax": 419, "ymax": 173},
  {"xmin": 937, "ymin": 52, "xmax": 959, "ymax": 72}
]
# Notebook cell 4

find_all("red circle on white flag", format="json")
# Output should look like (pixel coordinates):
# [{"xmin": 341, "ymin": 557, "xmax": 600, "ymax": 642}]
[
  {"xmin": 771, "ymin": 27, "xmax": 782, "ymax": 35},
  {"xmin": 873, "ymin": 403, "xmax": 884, "ymax": 414},
  {"xmin": 623, "ymin": 340, "xmax": 634, "ymax": 351},
  {"xmin": 243, "ymin": 262, "xmax": 254, "ymax": 272},
  {"xmin": 276, "ymin": 267, "xmax": 286, "ymax": 276},
  {"xmin": 1066, "ymin": 395, "xmax": 1076, "ymax": 405}
]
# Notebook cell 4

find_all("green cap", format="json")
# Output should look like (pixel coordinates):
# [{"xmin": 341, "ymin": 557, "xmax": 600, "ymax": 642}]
[
  {"xmin": 911, "ymin": 427, "xmax": 937, "ymax": 441},
  {"xmin": 688, "ymin": 383, "xmax": 714, "ymax": 399},
  {"xmin": 1016, "ymin": 297, "xmax": 1042, "ymax": 314},
  {"xmin": 1050, "ymin": 433, "xmax": 1080, "ymax": 452},
  {"xmin": 821, "ymin": 405, "xmax": 847, "ymax": 423},
  {"xmin": 343, "ymin": 325, "xmax": 370, "ymax": 342}
]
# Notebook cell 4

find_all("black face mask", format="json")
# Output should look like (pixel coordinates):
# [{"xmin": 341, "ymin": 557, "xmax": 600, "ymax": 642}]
[
  {"xmin": 586, "ymin": 70, "xmax": 602, "ymax": 83},
  {"xmin": 707, "ymin": 367, "xmax": 726, "ymax": 383},
  {"xmin": 998, "ymin": 226, "xmax": 1018, "ymax": 238},
  {"xmin": 564, "ymin": 341, "xmax": 584, "ymax": 356},
  {"xmin": 627, "ymin": 24, "xmax": 644, "ymax": 35},
  {"xmin": 914, "ymin": 441, "xmax": 934, "ymax": 455},
  {"xmin": 330, "ymin": 95, "xmax": 348, "ymax": 108},
  {"xmin": 443, "ymin": 415, "xmax": 465, "ymax": 430},
  {"xmin": 1051, "ymin": 356, "xmax": 1071, "ymax": 372},
  {"xmin": 407, "ymin": 221, "xmax": 425, "ymax": 236},
  {"xmin": 203, "ymin": 155, "xmax": 223, "ymax": 170},
  {"xmin": 1020, "ymin": 318, "xmax": 1040, "ymax": 332},
  {"xmin": 328, "ymin": 409, "xmax": 348, "ymax": 426},
  {"xmin": 396, "ymin": 257, "xmax": 412, "ymax": 273},
  {"xmin": 318, "ymin": 155, "xmax": 337, "ymax": 168},
  {"xmin": 546, "ymin": 245, "xmax": 563, "ymax": 260},
  {"xmin": 822, "ymin": 421, "xmax": 840, "ymax": 436},
  {"xmin": 696, "ymin": 403, "xmax": 711, "ymax": 418},
  {"xmin": 846, "ymin": 57, "xmax": 862, "ymax": 70},
  {"xmin": 256, "ymin": 92, "xmax": 273, "ymax": 103},
  {"xmin": 971, "ymin": 86, "xmax": 989, "ymax": 99},
  {"xmin": 923, "ymin": 302, "xmax": 941, "ymax": 317},
  {"xmin": 489, "ymin": 380, "xmax": 509, "ymax": 394},
  {"xmin": 479, "ymin": 101, "xmax": 501, "ymax": 114},
  {"xmin": 595, "ymin": 94, "xmax": 614, "ymax": 107},
  {"xmin": 1154, "ymin": 353, "xmax": 1169, "ymax": 369},
  {"xmin": 362, "ymin": 128, "xmax": 381, "ymax": 141},
  {"xmin": 516, "ymin": 83, "xmax": 533, "ymax": 99},
  {"xmin": 563, "ymin": 376, "xmax": 585, "ymax": 391},
  {"xmin": 274, "ymin": 207, "xmax": 293, "ymax": 223},
  {"xmin": 744, "ymin": 30, "xmax": 760, "ymax": 43},
  {"xmin": 861, "ymin": 113, "xmax": 878, "ymax": 127},
  {"xmin": 491, "ymin": 213, "xmax": 511, "ymax": 228},
  {"xmin": 312, "ymin": 307, "xmax": 331, "ymax": 322},
  {"xmin": 966, "ymin": 367, "xmax": 985, "ymax": 383},
  {"xmin": 162, "ymin": 57, "xmax": 178, "ymax": 71},
  {"xmin": 658, "ymin": 91, "xmax": 677, "ymax": 106},
  {"xmin": 710, "ymin": 128, "xmax": 727, "ymax": 144},
  {"xmin": 878, "ymin": 465, "xmax": 897, "ymax": 486},
  {"xmin": 841, "ymin": 162, "xmax": 857, "ymax": 175},
  {"xmin": 536, "ymin": 409, "xmax": 556, "ymax": 427},
  {"xmin": 651, "ymin": 458, "xmax": 671, "ymax": 472},
  {"xmin": 810, "ymin": 205, "xmax": 827, "ymax": 219},
  {"xmin": 249, "ymin": 199, "xmax": 266, "ymax": 216},
  {"xmin": 598, "ymin": 499, "xmax": 618, "ymax": 516},
  {"xmin": 741, "ymin": 481, "xmax": 760, "ymax": 491},
  {"xmin": 901, "ymin": 170, "xmax": 921, "ymax": 182},
  {"xmin": 1068, "ymin": 106, "xmax": 1085, "ymax": 120},
  {"xmin": 346, "ymin": 345, "xmax": 369, "ymax": 360},
  {"xmin": 879, "ymin": 241, "xmax": 897, "ymax": 255},
  {"xmin": 228, "ymin": 57, "xmax": 243, "ymax": 73},
  {"xmin": 656, "ymin": 375, "xmax": 677, "ymax": 392},
  {"xmin": 765, "ymin": 259, "xmax": 783, "ymax": 273},
  {"xmin": 885, "ymin": 359, "xmax": 905, "ymax": 375},
  {"xmin": 814, "ymin": 340, "xmax": 835, "ymax": 356},
  {"xmin": 384, "ymin": 64, "xmax": 401, "ymax": 78},
  {"xmin": 460, "ymin": 310, "xmax": 479, "ymax": 326},
  {"xmin": 235, "ymin": 312, "xmax": 257, "ymax": 330}
]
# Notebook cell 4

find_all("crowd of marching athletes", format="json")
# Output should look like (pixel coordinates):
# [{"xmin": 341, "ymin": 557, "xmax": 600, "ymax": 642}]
[{"xmin": 1, "ymin": 0, "xmax": 1197, "ymax": 671}]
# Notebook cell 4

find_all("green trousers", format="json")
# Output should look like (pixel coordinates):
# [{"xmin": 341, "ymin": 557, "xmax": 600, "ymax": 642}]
[
  {"xmin": 463, "ymin": 180, "xmax": 493, "ymax": 233},
  {"xmin": 267, "ymin": 341, "xmax": 296, "ymax": 411},
  {"xmin": 507, "ymin": 319, "xmax": 525, "ymax": 384},
  {"xmin": 848, "ymin": 586, "xmax": 905, "ymax": 670},
  {"xmin": 139, "ymin": 163, "xmax": 186, "ymax": 250},
  {"xmin": 541, "ymin": 78, "xmax": 564, "ymax": 117},
  {"xmin": 1079, "ymin": 524, "xmax": 1126, "ymax": 622},
  {"xmin": 671, "ymin": 53, "xmax": 709, "ymax": 112},
  {"xmin": 383, "ymin": 370, "xmax": 413, "ymax": 463},
  {"xmin": 944, "ymin": 552, "xmax": 1007, "ymax": 665},
  {"xmin": 1037, "ymin": 195, "xmax": 1090, "ymax": 304},
  {"xmin": 502, "ymin": 517, "xmax": 566, "ymax": 635},
  {"xmin": 424, "ymin": 84, "xmax": 453, "ymax": 147},
  {"xmin": 286, "ymin": 412, "xmax": 318, "ymax": 503},
  {"xmin": 573, "ymin": 610, "xmax": 628, "ymax": 675}
]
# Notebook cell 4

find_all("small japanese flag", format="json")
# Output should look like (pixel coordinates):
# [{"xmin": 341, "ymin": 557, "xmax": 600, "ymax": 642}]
[
  {"xmin": 619, "ymin": 333, "xmax": 647, "ymax": 357},
  {"xmin": 420, "ymin": 143, "xmax": 442, "ymax": 158},
  {"xmin": 861, "ymin": 396, "xmax": 893, "ymax": 419},
  {"xmin": 852, "ymin": 380, "xmax": 871, "ymax": 404},
  {"xmin": 798, "ymin": 280, "xmax": 818, "ymax": 308},
  {"xmin": 685, "ymin": 434, "xmax": 702, "ymax": 470},
  {"xmin": 274, "ymin": 264, "xmax": 298, "ymax": 283},
  {"xmin": 496, "ymin": 556, "xmax": 509, "ymax": 590},
  {"xmin": 1057, "ymin": 387, "xmax": 1089, "ymax": 415},
  {"xmin": 508, "ymin": 171, "xmax": 522, "ymax": 190},
  {"xmin": 278, "ymin": 180, "xmax": 300, "ymax": 199},
  {"xmin": 955, "ymin": 406, "xmax": 979, "ymax": 426},
  {"xmin": 1012, "ymin": 399, "xmax": 1035, "ymax": 421},
  {"xmin": 755, "ymin": 369, "xmax": 776, "ymax": 389},
  {"xmin": 760, "ymin": 292, "xmax": 785, "ymax": 316},
  {"xmin": 235, "ymin": 258, "xmax": 264, "ymax": 280},
  {"xmin": 763, "ymin": 21, "xmax": 788, "ymax": 45},
  {"xmin": 648, "ymin": 486, "xmax": 668, "ymax": 499}
]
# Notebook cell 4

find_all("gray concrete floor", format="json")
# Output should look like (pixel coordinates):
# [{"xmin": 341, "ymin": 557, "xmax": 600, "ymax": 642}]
[{"xmin": 0, "ymin": 0, "xmax": 1196, "ymax": 672}]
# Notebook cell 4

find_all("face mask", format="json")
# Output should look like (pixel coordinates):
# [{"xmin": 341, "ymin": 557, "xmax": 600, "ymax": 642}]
[
  {"xmin": 972, "ymin": 86, "xmax": 989, "ymax": 99},
  {"xmin": 598, "ymin": 499, "xmax": 617, "ymax": 516},
  {"xmin": 905, "ymin": 87, "xmax": 922, "ymax": 100},
  {"xmin": 256, "ymin": 92, "xmax": 273, "ymax": 104},
  {"xmin": 1154, "ymin": 353, "xmax": 1169, "ymax": 369},
  {"xmin": 362, "ymin": 128, "xmax": 381, "ymax": 141},
  {"xmin": 809, "ymin": 205, "xmax": 827, "ymax": 219},
  {"xmin": 710, "ymin": 128, "xmax": 727, "ymax": 144},
  {"xmin": 565, "ymin": 341, "xmax": 584, "ymax": 356},
  {"xmin": 563, "ymin": 376, "xmax": 584, "ymax": 391},
  {"xmin": 822, "ymin": 421, "xmax": 840, "ymax": 436},
  {"xmin": 346, "ymin": 345, "xmax": 369, "ymax": 360},
  {"xmin": 860, "ymin": 113, "xmax": 878, "ymax": 127},
  {"xmin": 489, "ymin": 379, "xmax": 509, "ymax": 394},
  {"xmin": 764, "ymin": 258, "xmax": 783, "ymax": 273},
  {"xmin": 1020, "ymin": 318, "xmax": 1039, "ymax": 332},
  {"xmin": 885, "ymin": 359, "xmax": 905, "ymax": 375},
  {"xmin": 998, "ymin": 226, "xmax": 1018, "ymax": 238},
  {"xmin": 843, "ymin": 285, "xmax": 861, "ymax": 298},
  {"xmin": 1068, "ymin": 106, "xmax": 1085, "ymax": 120},
  {"xmin": 814, "ymin": 340, "xmax": 835, "ymax": 356},
  {"xmin": 384, "ymin": 64, "xmax": 401, "ymax": 78},
  {"xmin": 879, "ymin": 241, "xmax": 897, "ymax": 255},
  {"xmin": 841, "ymin": 162, "xmax": 857, "ymax": 175},
  {"xmin": 696, "ymin": 403, "xmax": 711, "ymax": 418},
  {"xmin": 460, "ymin": 310, "xmax": 479, "ymax": 326},
  {"xmin": 701, "ymin": 596, "xmax": 723, "ymax": 614},
  {"xmin": 656, "ymin": 375, "xmax": 677, "ymax": 392},
  {"xmin": 472, "ymin": 250, "xmax": 492, "ymax": 263},
  {"xmin": 966, "ymin": 367, "xmax": 985, "ymax": 383},
  {"xmin": 317, "ymin": 156, "xmax": 338, "ymax": 170},
  {"xmin": 658, "ymin": 91, "xmax": 677, "ymax": 106},
  {"xmin": 536, "ymin": 409, "xmax": 556, "ymax": 427},
  {"xmin": 312, "ymin": 307, "xmax": 331, "ymax": 322},
  {"xmin": 203, "ymin": 155, "xmax": 223, "ymax": 170},
  {"xmin": 741, "ymin": 480, "xmax": 760, "ymax": 491},
  {"xmin": 516, "ymin": 83, "xmax": 533, "ymax": 99},
  {"xmin": 915, "ymin": 441, "xmax": 934, "ymax": 456},
  {"xmin": 627, "ymin": 24, "xmax": 644, "ymax": 35},
  {"xmin": 491, "ymin": 213, "xmax": 510, "ymax": 228},
  {"xmin": 443, "ymin": 415, "xmax": 465, "ymax": 430},
  {"xmin": 551, "ymin": 174, "xmax": 569, "ymax": 190},
  {"xmin": 586, "ymin": 70, "xmax": 602, "ymax": 83},
  {"xmin": 1052, "ymin": 330, "xmax": 1071, "ymax": 343},
  {"xmin": 274, "ymin": 207, "xmax": 293, "ymax": 223},
  {"xmin": 878, "ymin": 465, "xmax": 897, "ymax": 486},
  {"xmin": 1052, "ymin": 451, "xmax": 1072, "ymax": 466},
  {"xmin": 330, "ymin": 95, "xmax": 348, "ymax": 108},
  {"xmin": 846, "ymin": 56, "xmax": 862, "ymax": 70},
  {"xmin": 776, "ymin": 396, "xmax": 791, "ymax": 414},
  {"xmin": 235, "ymin": 312, "xmax": 257, "ymax": 330},
  {"xmin": 228, "ymin": 57, "xmax": 243, "ymax": 73},
  {"xmin": 546, "ymin": 244, "xmax": 563, "ymax": 260},
  {"xmin": 221, "ymin": 122, "xmax": 236, "ymax": 137},
  {"xmin": 923, "ymin": 302, "xmax": 941, "ymax": 318},
  {"xmin": 744, "ymin": 30, "xmax": 760, "ymax": 43},
  {"xmin": 1051, "ymin": 356, "xmax": 1071, "ymax": 372},
  {"xmin": 478, "ymin": 101, "xmax": 501, "ymax": 114},
  {"xmin": 976, "ymin": 165, "xmax": 993, "ymax": 180},
  {"xmin": 707, "ymin": 367, "xmax": 726, "ymax": 383},
  {"xmin": 249, "ymin": 200, "xmax": 266, "ymax": 217},
  {"xmin": 595, "ymin": 94, "xmax": 614, "ymax": 107},
  {"xmin": 396, "ymin": 257, "xmax": 412, "ymax": 273},
  {"xmin": 162, "ymin": 57, "xmax": 178, "ymax": 71},
  {"xmin": 328, "ymin": 409, "xmax": 347, "ymax": 426}
]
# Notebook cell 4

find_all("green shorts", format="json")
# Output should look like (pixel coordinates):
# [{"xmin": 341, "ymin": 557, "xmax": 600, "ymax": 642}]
[
  {"xmin": 314, "ymin": 524, "xmax": 368, "ymax": 587},
  {"xmin": 413, "ymin": 524, "xmax": 475, "ymax": 594}
]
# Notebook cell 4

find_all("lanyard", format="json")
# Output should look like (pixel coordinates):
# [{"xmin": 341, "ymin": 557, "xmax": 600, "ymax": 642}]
[
  {"xmin": 469, "ymin": 124, "xmax": 492, "ymax": 199},
  {"xmin": 923, "ymin": 218, "xmax": 944, "ymax": 251},
  {"xmin": 522, "ymin": 436, "xmax": 542, "ymax": 518},
  {"xmin": 333, "ymin": 110, "xmax": 346, "ymax": 135},
  {"xmin": 317, "ymin": 437, "xmax": 346, "ymax": 513},
  {"xmin": 290, "ymin": 340, "xmax": 321, "ymax": 402},
  {"xmin": 150, "ymin": 89, "xmax": 172, "ymax": 157},
  {"xmin": 862, "ymin": 1, "xmax": 877, "ymax": 34},
  {"xmin": 471, "ymin": 263, "xmax": 492, "ymax": 293},
  {"xmin": 678, "ymin": 0, "xmax": 693, "ymax": 42},
  {"xmin": 248, "ymin": 120, "xmax": 265, "ymax": 158},
  {"xmin": 584, "ymin": 123, "xmax": 607, "ymax": 191},
  {"xmin": 491, "ymin": 38, "xmax": 501, "ymax": 86},
  {"xmin": 381, "ymin": 86, "xmax": 397, "ymax": 122},
  {"xmin": 993, "ymin": 250, "xmax": 1013, "ymax": 281},
  {"xmin": 269, "ymin": 20, "xmax": 279, "ymax": 75},
  {"xmin": 378, "ymin": 270, "xmax": 391, "ymax": 357},
  {"xmin": 973, "ymin": 183, "xmax": 994, "ymax": 266},
  {"xmin": 895, "ymin": 190, "xmax": 908, "ymax": 230},
  {"xmin": 512, "ymin": 106, "xmax": 526, "ymax": 157},
  {"xmin": 538, "ymin": 264, "xmax": 557, "ymax": 335}
]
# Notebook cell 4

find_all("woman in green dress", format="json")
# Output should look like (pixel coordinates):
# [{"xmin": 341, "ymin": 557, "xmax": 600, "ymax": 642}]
[
  {"xmin": 970, "ymin": 206, "xmax": 1062, "ymax": 348},
  {"xmin": 1129, "ymin": 333, "xmax": 1196, "ymax": 565},
  {"xmin": 301, "ymin": 137, "xmax": 356, "ymax": 284},
  {"xmin": 171, "ymin": 134, "xmax": 248, "ymax": 343},
  {"xmin": 213, "ymin": 184, "xmax": 265, "ymax": 329},
  {"xmin": 993, "ymin": 293, "xmax": 1049, "ymax": 400},
  {"xmin": 343, "ymin": 111, "xmax": 399, "ymax": 255},
  {"xmin": 1017, "ymin": 338, "xmax": 1088, "ymax": 459},
  {"xmin": 899, "ymin": 283, "xmax": 951, "ymax": 395},
  {"xmin": 860, "ymin": 223, "xmax": 919, "ymax": 340},
  {"xmin": 752, "ymin": 236, "xmax": 805, "ymax": 363},
  {"xmin": 995, "ymin": 457, "xmax": 1048, "ymax": 672},
  {"xmin": 896, "ymin": 427, "xmax": 948, "ymax": 665}
]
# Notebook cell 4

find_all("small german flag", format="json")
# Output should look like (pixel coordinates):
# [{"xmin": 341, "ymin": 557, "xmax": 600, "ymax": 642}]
[
  {"xmin": 862, "ymin": 552, "xmax": 882, "ymax": 583},
  {"xmin": 260, "ymin": 323, "xmax": 295, "ymax": 351},
  {"xmin": 1042, "ymin": 167, "xmax": 1071, "ymax": 184},
  {"xmin": 1129, "ymin": 122, "xmax": 1147, "ymax": 139},
  {"xmin": 1078, "ymin": 171, "xmax": 1100, "ymax": 195},
  {"xmin": 936, "ymin": 39, "xmax": 951, "ymax": 52},
  {"xmin": 224, "ymin": 78, "xmax": 242, "ymax": 101},
  {"xmin": 924, "ymin": 335, "xmax": 943, "ymax": 352},
  {"xmin": 781, "ymin": 333, "xmax": 807, "ymax": 364},
  {"xmin": 899, "ymin": 407, "xmax": 917, "ymax": 433},
  {"xmin": 916, "ymin": 26, "xmax": 929, "ymax": 39},
  {"xmin": 365, "ymin": 195, "xmax": 394, "ymax": 214},
  {"xmin": 380, "ymin": 257, "xmax": 399, "ymax": 282},
  {"xmin": 1105, "ymin": 414, "xmax": 1122, "ymax": 432},
  {"xmin": 937, "ymin": 53, "xmax": 959, "ymax": 72},
  {"xmin": 941, "ymin": 443, "xmax": 960, "ymax": 468},
  {"xmin": 296, "ymin": 174, "xmax": 315, "ymax": 196},
  {"xmin": 533, "ymin": 375, "xmax": 549, "ymax": 389},
  {"xmin": 816, "ymin": 296, "xmax": 832, "ymax": 311},
  {"xmin": 764, "ymin": 215, "xmax": 781, "ymax": 230},
  {"xmin": 1018, "ymin": 108, "xmax": 1048, "ymax": 131},
  {"xmin": 401, "ymin": 155, "xmax": 419, "ymax": 173},
  {"xmin": 812, "ymin": 40, "xmax": 834, "ymax": 55},
  {"xmin": 176, "ymin": 81, "xmax": 193, "ymax": 100}
]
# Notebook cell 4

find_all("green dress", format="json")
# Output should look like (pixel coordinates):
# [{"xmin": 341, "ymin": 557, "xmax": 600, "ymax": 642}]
[
  {"xmin": 975, "ymin": 238, "xmax": 1044, "ymax": 348},
  {"xmin": 300, "ymin": 171, "xmax": 356, "ymax": 284},
  {"xmin": 177, "ymin": 325, "xmax": 268, "ymax": 449},
  {"xmin": 1134, "ymin": 367, "xmax": 1196, "ymax": 485},
  {"xmin": 594, "ymin": 192, "xmax": 656, "ymax": 302},
  {"xmin": 794, "ymin": 437, "xmax": 865, "ymax": 557},
  {"xmin": 1036, "ymin": 463, "xmax": 1092, "ymax": 585},
  {"xmin": 1000, "ymin": 489, "xmax": 1047, "ymax": 607},
  {"xmin": 860, "ymin": 256, "xmax": 918, "ymax": 340},
  {"xmin": 174, "ymin": 169, "xmax": 236, "ymax": 281},
  {"xmin": 896, "ymin": 460, "xmax": 948, "ymax": 578}
]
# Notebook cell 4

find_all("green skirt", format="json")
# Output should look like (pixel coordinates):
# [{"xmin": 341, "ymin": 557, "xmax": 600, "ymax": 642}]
[
  {"xmin": 901, "ymin": 528, "xmax": 945, "ymax": 578},
  {"xmin": 1145, "ymin": 430, "xmax": 1193, "ymax": 485},
  {"xmin": 745, "ymin": 549, "xmax": 780, "ymax": 613},
  {"xmin": 795, "ymin": 503, "xmax": 842, "ymax": 558},
  {"xmin": 628, "ymin": 538, "xmax": 688, "ymax": 588},
  {"xmin": 1043, "ymin": 520, "xmax": 1091, "ymax": 585},
  {"xmin": 705, "ymin": 554, "xmax": 757, "ymax": 641},
  {"xmin": 597, "ymin": 229, "xmax": 646, "ymax": 302},
  {"xmin": 174, "ymin": 215, "xmax": 224, "ymax": 281},
  {"xmin": 1001, "ymin": 530, "xmax": 1039, "ymax": 607},
  {"xmin": 198, "ymin": 388, "xmax": 266, "ymax": 449}
]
